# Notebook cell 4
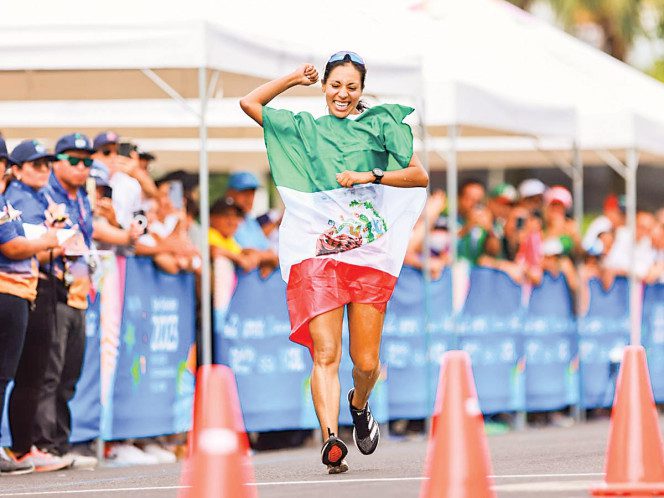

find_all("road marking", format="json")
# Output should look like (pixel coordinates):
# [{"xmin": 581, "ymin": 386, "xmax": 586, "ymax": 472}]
[
  {"xmin": 251, "ymin": 477, "xmax": 425, "ymax": 486},
  {"xmin": 494, "ymin": 480, "xmax": 599, "ymax": 492},
  {"xmin": 491, "ymin": 472, "xmax": 604, "ymax": 479},
  {"xmin": 0, "ymin": 486, "xmax": 188, "ymax": 496},
  {"xmin": 0, "ymin": 473, "xmax": 606, "ymax": 495},
  {"xmin": 250, "ymin": 472, "xmax": 604, "ymax": 486}
]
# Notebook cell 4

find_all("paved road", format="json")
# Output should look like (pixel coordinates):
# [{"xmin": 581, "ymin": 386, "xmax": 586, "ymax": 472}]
[{"xmin": 0, "ymin": 417, "xmax": 659, "ymax": 498}]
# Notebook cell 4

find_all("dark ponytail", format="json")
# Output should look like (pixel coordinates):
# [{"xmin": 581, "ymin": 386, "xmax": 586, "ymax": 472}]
[{"xmin": 322, "ymin": 54, "xmax": 369, "ymax": 113}]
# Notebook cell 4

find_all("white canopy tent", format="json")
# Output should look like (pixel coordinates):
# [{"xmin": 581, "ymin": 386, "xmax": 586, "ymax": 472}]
[
  {"xmin": 416, "ymin": 0, "xmax": 664, "ymax": 346},
  {"xmin": 0, "ymin": 0, "xmax": 582, "ymax": 362}
]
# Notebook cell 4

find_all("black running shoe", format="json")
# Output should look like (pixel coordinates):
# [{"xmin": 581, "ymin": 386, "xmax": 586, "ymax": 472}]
[
  {"xmin": 348, "ymin": 388, "xmax": 379, "ymax": 455},
  {"xmin": 320, "ymin": 430, "xmax": 348, "ymax": 467}
]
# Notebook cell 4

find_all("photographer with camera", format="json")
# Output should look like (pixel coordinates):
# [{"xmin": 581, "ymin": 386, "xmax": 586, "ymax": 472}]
[
  {"xmin": 92, "ymin": 133, "xmax": 190, "ymax": 266},
  {"xmin": 88, "ymin": 161, "xmax": 143, "ymax": 249}
]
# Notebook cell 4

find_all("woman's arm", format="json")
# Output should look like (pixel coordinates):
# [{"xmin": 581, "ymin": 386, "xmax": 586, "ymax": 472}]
[
  {"xmin": 336, "ymin": 153, "xmax": 429, "ymax": 188},
  {"xmin": 239, "ymin": 64, "xmax": 319, "ymax": 126},
  {"xmin": 0, "ymin": 229, "xmax": 59, "ymax": 260}
]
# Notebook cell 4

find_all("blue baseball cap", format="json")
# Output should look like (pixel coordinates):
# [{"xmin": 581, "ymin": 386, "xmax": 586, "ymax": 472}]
[
  {"xmin": 55, "ymin": 133, "xmax": 94, "ymax": 155},
  {"xmin": 0, "ymin": 137, "xmax": 13, "ymax": 165},
  {"xmin": 10, "ymin": 139, "xmax": 56, "ymax": 165},
  {"xmin": 90, "ymin": 160, "xmax": 111, "ymax": 187},
  {"xmin": 228, "ymin": 171, "xmax": 260, "ymax": 191},
  {"xmin": 93, "ymin": 130, "xmax": 119, "ymax": 151}
]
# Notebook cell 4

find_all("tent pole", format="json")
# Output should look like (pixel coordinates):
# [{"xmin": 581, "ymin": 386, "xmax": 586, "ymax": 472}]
[
  {"xmin": 199, "ymin": 66, "xmax": 212, "ymax": 365},
  {"xmin": 571, "ymin": 141, "xmax": 585, "ymax": 423},
  {"xmin": 626, "ymin": 147, "xmax": 640, "ymax": 346},
  {"xmin": 446, "ymin": 125, "xmax": 458, "ymax": 266},
  {"xmin": 417, "ymin": 96, "xmax": 433, "ymax": 427},
  {"xmin": 572, "ymin": 142, "xmax": 583, "ymax": 231}
]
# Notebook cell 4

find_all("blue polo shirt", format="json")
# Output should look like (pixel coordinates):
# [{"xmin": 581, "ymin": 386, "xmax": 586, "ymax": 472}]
[
  {"xmin": 235, "ymin": 216, "xmax": 270, "ymax": 251},
  {"xmin": 43, "ymin": 174, "xmax": 94, "ymax": 310},
  {"xmin": 44, "ymin": 174, "xmax": 93, "ymax": 248},
  {"xmin": 4, "ymin": 180, "xmax": 49, "ymax": 225},
  {"xmin": 0, "ymin": 194, "xmax": 38, "ymax": 301}
]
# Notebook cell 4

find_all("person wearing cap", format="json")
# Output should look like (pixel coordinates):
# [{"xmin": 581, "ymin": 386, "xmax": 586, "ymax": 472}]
[
  {"xmin": 4, "ymin": 139, "xmax": 75, "ymax": 473},
  {"xmin": 225, "ymin": 172, "xmax": 279, "ymax": 273},
  {"xmin": 581, "ymin": 194, "xmax": 625, "ymax": 253},
  {"xmin": 88, "ymin": 159, "xmax": 144, "ymax": 246},
  {"xmin": 93, "ymin": 133, "xmax": 188, "ymax": 264},
  {"xmin": 517, "ymin": 178, "xmax": 547, "ymax": 212},
  {"xmin": 604, "ymin": 210, "xmax": 657, "ymax": 281},
  {"xmin": 209, "ymin": 197, "xmax": 261, "ymax": 272},
  {"xmin": 535, "ymin": 185, "xmax": 579, "ymax": 290},
  {"xmin": 0, "ymin": 136, "xmax": 14, "ymax": 181},
  {"xmin": 92, "ymin": 132, "xmax": 158, "ymax": 228},
  {"xmin": 0, "ymin": 138, "xmax": 61, "ymax": 476},
  {"xmin": 24, "ymin": 133, "xmax": 98, "ymax": 469},
  {"xmin": 476, "ymin": 183, "xmax": 528, "ymax": 282},
  {"xmin": 137, "ymin": 149, "xmax": 156, "ymax": 173},
  {"xmin": 487, "ymin": 183, "xmax": 517, "ymax": 234}
]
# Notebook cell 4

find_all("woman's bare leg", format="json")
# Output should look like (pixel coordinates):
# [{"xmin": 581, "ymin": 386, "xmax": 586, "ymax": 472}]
[
  {"xmin": 309, "ymin": 307, "xmax": 344, "ymax": 441},
  {"xmin": 348, "ymin": 303, "xmax": 385, "ymax": 409}
]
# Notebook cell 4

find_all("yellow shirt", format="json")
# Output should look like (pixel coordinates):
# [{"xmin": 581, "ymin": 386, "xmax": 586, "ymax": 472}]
[{"xmin": 209, "ymin": 228, "xmax": 242, "ymax": 255}]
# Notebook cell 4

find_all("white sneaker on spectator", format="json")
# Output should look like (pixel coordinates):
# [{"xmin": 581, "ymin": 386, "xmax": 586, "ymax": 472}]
[
  {"xmin": 63, "ymin": 452, "xmax": 98, "ymax": 470},
  {"xmin": 107, "ymin": 443, "xmax": 159, "ymax": 466},
  {"xmin": 13, "ymin": 447, "xmax": 73, "ymax": 473},
  {"xmin": 141, "ymin": 443, "xmax": 177, "ymax": 464},
  {"xmin": 0, "ymin": 447, "xmax": 34, "ymax": 475}
]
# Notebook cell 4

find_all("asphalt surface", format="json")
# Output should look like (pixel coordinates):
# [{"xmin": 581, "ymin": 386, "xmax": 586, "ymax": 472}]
[{"xmin": 0, "ymin": 416, "xmax": 661, "ymax": 498}]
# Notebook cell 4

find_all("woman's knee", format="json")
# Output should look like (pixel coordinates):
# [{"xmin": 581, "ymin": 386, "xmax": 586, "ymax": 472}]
[
  {"xmin": 352, "ymin": 354, "xmax": 380, "ymax": 376},
  {"xmin": 313, "ymin": 343, "xmax": 341, "ymax": 368}
]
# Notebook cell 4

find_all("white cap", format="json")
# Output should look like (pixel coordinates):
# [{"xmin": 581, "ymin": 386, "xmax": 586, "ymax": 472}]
[{"xmin": 518, "ymin": 179, "xmax": 547, "ymax": 199}]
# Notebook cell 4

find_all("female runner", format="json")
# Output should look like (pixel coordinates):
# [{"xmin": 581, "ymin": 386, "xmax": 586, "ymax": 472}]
[{"xmin": 240, "ymin": 52, "xmax": 428, "ymax": 473}]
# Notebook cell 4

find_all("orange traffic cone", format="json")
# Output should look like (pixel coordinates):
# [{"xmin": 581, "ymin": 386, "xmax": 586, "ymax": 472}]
[
  {"xmin": 179, "ymin": 365, "xmax": 256, "ymax": 498},
  {"xmin": 590, "ymin": 345, "xmax": 664, "ymax": 496},
  {"xmin": 420, "ymin": 350, "xmax": 496, "ymax": 498}
]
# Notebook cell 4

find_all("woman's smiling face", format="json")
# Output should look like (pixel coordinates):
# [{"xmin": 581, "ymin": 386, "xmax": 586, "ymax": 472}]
[{"xmin": 322, "ymin": 63, "xmax": 363, "ymax": 118}]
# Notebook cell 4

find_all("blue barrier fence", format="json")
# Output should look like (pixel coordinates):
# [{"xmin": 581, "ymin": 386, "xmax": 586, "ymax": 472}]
[
  {"xmin": 3, "ymin": 262, "xmax": 663, "ymax": 443},
  {"xmin": 214, "ymin": 266, "xmax": 664, "ymax": 431},
  {"xmin": 0, "ymin": 256, "xmax": 196, "ymax": 446}
]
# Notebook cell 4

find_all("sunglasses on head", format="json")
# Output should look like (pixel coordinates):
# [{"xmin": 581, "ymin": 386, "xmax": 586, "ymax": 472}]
[
  {"xmin": 327, "ymin": 51, "xmax": 365, "ymax": 66},
  {"xmin": 57, "ymin": 153, "xmax": 93, "ymax": 168}
]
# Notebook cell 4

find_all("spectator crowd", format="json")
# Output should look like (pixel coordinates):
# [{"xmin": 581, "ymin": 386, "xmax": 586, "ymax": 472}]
[
  {"xmin": 406, "ymin": 178, "xmax": 664, "ymax": 313},
  {"xmin": 1, "ymin": 129, "xmax": 661, "ymax": 475},
  {"xmin": 0, "ymin": 129, "xmax": 284, "ymax": 476}
]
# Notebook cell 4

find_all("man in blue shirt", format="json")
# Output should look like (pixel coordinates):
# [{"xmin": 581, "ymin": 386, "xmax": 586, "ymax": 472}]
[
  {"xmin": 33, "ymin": 134, "xmax": 97, "ymax": 469},
  {"xmin": 225, "ymin": 172, "xmax": 278, "ymax": 274}
]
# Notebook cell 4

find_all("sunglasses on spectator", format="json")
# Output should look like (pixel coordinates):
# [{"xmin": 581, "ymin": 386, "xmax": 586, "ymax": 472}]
[
  {"xmin": 327, "ymin": 51, "xmax": 365, "ymax": 66},
  {"xmin": 28, "ymin": 159, "xmax": 52, "ymax": 171},
  {"xmin": 57, "ymin": 153, "xmax": 93, "ymax": 168}
]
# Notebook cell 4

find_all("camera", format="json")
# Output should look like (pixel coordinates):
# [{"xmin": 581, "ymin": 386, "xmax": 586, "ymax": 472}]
[
  {"xmin": 132, "ymin": 209, "xmax": 149, "ymax": 235},
  {"xmin": 100, "ymin": 185, "xmax": 113, "ymax": 199},
  {"xmin": 118, "ymin": 141, "xmax": 137, "ymax": 158}
]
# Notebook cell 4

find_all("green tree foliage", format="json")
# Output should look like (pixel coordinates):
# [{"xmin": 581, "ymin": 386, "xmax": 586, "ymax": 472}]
[
  {"xmin": 507, "ymin": 0, "xmax": 650, "ymax": 61},
  {"xmin": 647, "ymin": 58, "xmax": 664, "ymax": 82}
]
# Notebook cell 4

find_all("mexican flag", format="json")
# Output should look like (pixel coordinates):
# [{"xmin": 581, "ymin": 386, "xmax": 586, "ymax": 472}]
[{"xmin": 262, "ymin": 104, "xmax": 426, "ymax": 350}]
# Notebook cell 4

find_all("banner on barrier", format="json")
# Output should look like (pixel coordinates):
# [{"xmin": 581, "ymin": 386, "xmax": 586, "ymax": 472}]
[
  {"xmin": 215, "ymin": 269, "xmax": 316, "ymax": 432},
  {"xmin": 104, "ymin": 257, "xmax": 196, "ymax": 440}
]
